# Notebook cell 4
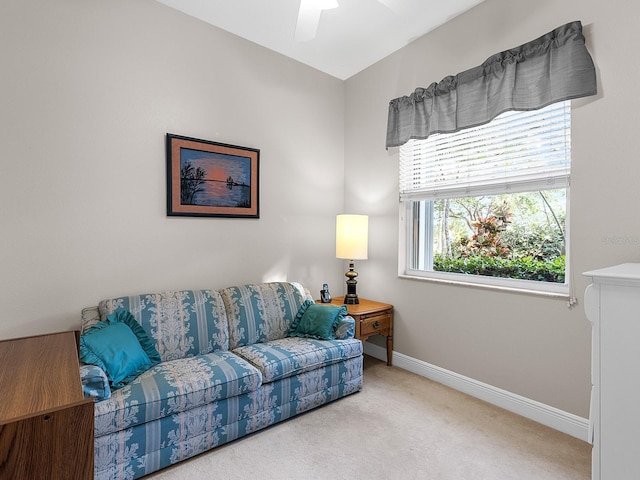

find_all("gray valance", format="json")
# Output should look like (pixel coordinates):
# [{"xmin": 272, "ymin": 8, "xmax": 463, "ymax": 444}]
[{"xmin": 386, "ymin": 21, "xmax": 597, "ymax": 148}]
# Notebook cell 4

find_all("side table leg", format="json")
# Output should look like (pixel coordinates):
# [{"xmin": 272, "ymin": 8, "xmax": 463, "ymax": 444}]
[{"xmin": 386, "ymin": 335, "xmax": 393, "ymax": 366}]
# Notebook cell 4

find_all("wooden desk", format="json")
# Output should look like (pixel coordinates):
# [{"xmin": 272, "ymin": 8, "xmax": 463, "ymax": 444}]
[
  {"xmin": 0, "ymin": 332, "xmax": 94, "ymax": 480},
  {"xmin": 323, "ymin": 297, "xmax": 394, "ymax": 366}
]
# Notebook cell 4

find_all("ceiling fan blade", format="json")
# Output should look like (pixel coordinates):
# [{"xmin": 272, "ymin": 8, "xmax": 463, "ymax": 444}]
[
  {"xmin": 295, "ymin": 3, "xmax": 322, "ymax": 42},
  {"xmin": 377, "ymin": 0, "xmax": 403, "ymax": 13},
  {"xmin": 314, "ymin": 0, "xmax": 338, "ymax": 8},
  {"xmin": 294, "ymin": 0, "xmax": 339, "ymax": 42}
]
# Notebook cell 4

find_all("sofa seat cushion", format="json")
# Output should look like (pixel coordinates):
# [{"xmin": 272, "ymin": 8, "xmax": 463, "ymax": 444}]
[
  {"xmin": 232, "ymin": 337, "xmax": 363, "ymax": 383},
  {"xmin": 94, "ymin": 351, "xmax": 262, "ymax": 437}
]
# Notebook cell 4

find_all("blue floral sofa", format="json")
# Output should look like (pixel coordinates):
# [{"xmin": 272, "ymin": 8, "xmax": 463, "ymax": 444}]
[{"xmin": 79, "ymin": 282, "xmax": 363, "ymax": 480}]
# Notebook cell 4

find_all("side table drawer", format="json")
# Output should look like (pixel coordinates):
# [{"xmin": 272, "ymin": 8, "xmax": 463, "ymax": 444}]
[{"xmin": 360, "ymin": 312, "xmax": 392, "ymax": 337}]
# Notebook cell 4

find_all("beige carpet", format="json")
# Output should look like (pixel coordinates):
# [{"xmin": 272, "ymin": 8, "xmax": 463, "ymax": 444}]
[{"xmin": 145, "ymin": 356, "xmax": 591, "ymax": 480}]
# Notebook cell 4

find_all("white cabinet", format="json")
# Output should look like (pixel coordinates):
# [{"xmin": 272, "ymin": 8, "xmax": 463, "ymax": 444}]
[{"xmin": 584, "ymin": 263, "xmax": 640, "ymax": 480}]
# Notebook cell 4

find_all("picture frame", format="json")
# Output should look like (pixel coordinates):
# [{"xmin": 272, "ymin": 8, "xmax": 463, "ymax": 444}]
[{"xmin": 166, "ymin": 133, "xmax": 260, "ymax": 218}]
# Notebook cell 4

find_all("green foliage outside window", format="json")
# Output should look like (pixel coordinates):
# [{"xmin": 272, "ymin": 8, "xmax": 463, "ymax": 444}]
[
  {"xmin": 432, "ymin": 190, "xmax": 566, "ymax": 283},
  {"xmin": 434, "ymin": 254, "xmax": 565, "ymax": 283}
]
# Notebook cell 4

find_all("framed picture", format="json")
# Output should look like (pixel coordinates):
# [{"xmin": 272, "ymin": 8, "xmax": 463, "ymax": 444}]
[{"xmin": 166, "ymin": 134, "xmax": 259, "ymax": 218}]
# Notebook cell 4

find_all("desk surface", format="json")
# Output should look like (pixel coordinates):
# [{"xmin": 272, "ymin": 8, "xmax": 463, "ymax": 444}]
[
  {"xmin": 323, "ymin": 296, "xmax": 393, "ymax": 315},
  {"xmin": 0, "ymin": 332, "xmax": 86, "ymax": 424}
]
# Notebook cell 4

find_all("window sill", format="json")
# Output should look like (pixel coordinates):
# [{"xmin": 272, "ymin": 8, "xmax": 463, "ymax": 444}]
[{"xmin": 399, "ymin": 271, "xmax": 572, "ymax": 301}]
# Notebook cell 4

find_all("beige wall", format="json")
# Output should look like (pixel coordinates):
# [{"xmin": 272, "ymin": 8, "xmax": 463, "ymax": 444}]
[
  {"xmin": 0, "ymin": 0, "xmax": 346, "ymax": 339},
  {"xmin": 345, "ymin": 0, "xmax": 640, "ymax": 417}
]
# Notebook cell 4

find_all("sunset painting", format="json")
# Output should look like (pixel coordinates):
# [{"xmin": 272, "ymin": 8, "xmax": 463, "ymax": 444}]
[
  {"xmin": 180, "ymin": 148, "xmax": 252, "ymax": 208},
  {"xmin": 167, "ymin": 134, "xmax": 259, "ymax": 218}
]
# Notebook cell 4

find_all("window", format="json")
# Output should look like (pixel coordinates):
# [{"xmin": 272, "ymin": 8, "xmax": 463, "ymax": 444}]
[{"xmin": 400, "ymin": 101, "xmax": 570, "ymax": 294}]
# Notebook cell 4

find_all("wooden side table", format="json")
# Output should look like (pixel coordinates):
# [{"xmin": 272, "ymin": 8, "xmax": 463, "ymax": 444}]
[
  {"xmin": 321, "ymin": 296, "xmax": 394, "ymax": 366},
  {"xmin": 0, "ymin": 332, "xmax": 94, "ymax": 480}
]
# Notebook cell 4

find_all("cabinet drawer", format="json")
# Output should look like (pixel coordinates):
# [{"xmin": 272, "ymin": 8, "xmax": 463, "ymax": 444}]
[{"xmin": 359, "ymin": 313, "xmax": 392, "ymax": 336}]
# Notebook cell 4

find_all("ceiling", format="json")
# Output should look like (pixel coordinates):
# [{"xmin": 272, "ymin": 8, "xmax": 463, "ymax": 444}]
[{"xmin": 155, "ymin": 0, "xmax": 485, "ymax": 80}]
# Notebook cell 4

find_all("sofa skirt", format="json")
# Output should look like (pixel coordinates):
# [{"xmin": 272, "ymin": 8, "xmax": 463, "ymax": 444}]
[{"xmin": 94, "ymin": 356, "xmax": 363, "ymax": 480}]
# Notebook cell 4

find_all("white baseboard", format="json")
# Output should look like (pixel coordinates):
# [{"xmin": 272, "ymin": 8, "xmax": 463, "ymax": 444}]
[{"xmin": 363, "ymin": 343, "xmax": 590, "ymax": 442}]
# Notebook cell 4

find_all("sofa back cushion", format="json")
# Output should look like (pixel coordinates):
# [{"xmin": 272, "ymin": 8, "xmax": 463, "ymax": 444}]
[
  {"xmin": 219, "ymin": 282, "xmax": 311, "ymax": 349},
  {"xmin": 97, "ymin": 290, "xmax": 229, "ymax": 362}
]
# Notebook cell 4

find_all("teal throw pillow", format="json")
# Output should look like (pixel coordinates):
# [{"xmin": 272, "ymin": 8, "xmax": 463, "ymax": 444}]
[
  {"xmin": 288, "ymin": 300, "xmax": 347, "ymax": 340},
  {"xmin": 104, "ymin": 310, "xmax": 161, "ymax": 365},
  {"xmin": 80, "ymin": 310, "xmax": 160, "ymax": 389}
]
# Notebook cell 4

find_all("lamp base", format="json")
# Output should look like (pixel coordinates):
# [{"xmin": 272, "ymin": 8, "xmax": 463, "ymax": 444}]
[
  {"xmin": 344, "ymin": 293, "xmax": 359, "ymax": 305},
  {"xmin": 344, "ymin": 260, "xmax": 360, "ymax": 304}
]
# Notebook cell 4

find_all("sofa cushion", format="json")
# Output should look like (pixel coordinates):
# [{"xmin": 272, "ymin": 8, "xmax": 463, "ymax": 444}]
[
  {"xmin": 97, "ymin": 289, "xmax": 229, "ymax": 361},
  {"xmin": 219, "ymin": 282, "xmax": 311, "ymax": 349},
  {"xmin": 232, "ymin": 337, "xmax": 363, "ymax": 383},
  {"xmin": 80, "ymin": 311, "xmax": 161, "ymax": 389},
  {"xmin": 93, "ymin": 351, "xmax": 262, "ymax": 437}
]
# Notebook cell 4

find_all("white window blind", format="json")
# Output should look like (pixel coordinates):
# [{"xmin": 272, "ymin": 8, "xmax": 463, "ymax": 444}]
[{"xmin": 399, "ymin": 101, "xmax": 571, "ymax": 201}]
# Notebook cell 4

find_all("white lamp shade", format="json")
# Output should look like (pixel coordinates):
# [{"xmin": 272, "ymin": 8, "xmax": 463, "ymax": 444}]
[{"xmin": 336, "ymin": 214, "xmax": 368, "ymax": 260}]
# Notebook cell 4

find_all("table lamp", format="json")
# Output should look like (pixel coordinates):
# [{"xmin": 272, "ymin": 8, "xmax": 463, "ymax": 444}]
[{"xmin": 336, "ymin": 214, "xmax": 368, "ymax": 304}]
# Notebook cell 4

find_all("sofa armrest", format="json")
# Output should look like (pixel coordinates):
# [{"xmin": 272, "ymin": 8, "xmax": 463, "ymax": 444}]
[
  {"xmin": 81, "ymin": 305, "xmax": 101, "ymax": 333},
  {"xmin": 80, "ymin": 363, "xmax": 111, "ymax": 401},
  {"xmin": 335, "ymin": 315, "xmax": 356, "ymax": 340}
]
